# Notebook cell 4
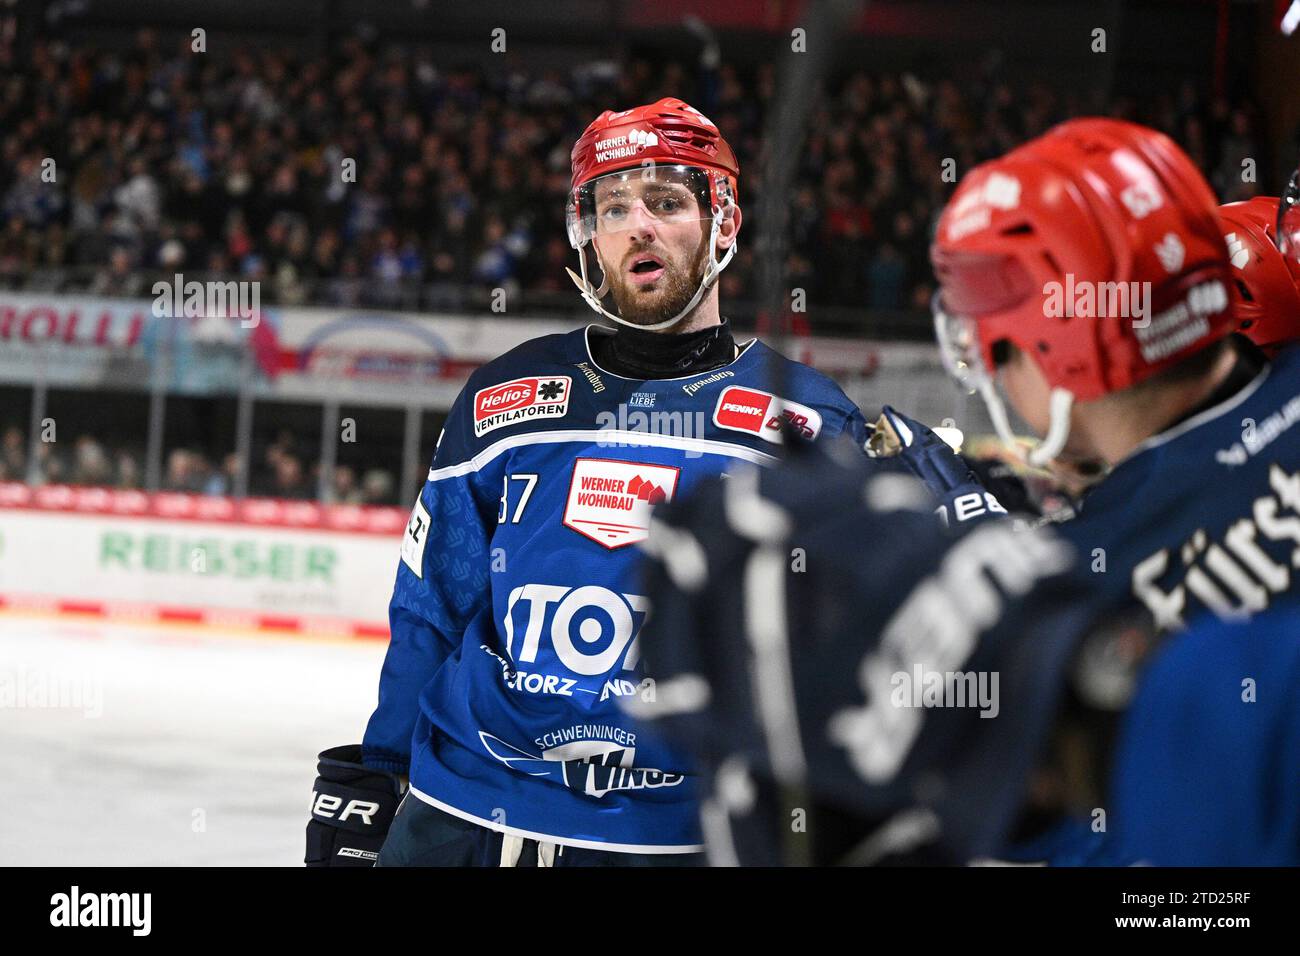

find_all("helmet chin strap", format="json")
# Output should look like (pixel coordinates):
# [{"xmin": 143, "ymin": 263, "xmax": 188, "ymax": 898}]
[
  {"xmin": 979, "ymin": 379, "xmax": 1075, "ymax": 469},
  {"xmin": 1032, "ymin": 388, "xmax": 1076, "ymax": 467},
  {"xmin": 566, "ymin": 208, "xmax": 737, "ymax": 332}
]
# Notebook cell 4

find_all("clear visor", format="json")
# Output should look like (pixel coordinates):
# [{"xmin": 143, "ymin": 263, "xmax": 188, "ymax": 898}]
[
  {"xmin": 1278, "ymin": 169, "xmax": 1300, "ymax": 271},
  {"xmin": 931, "ymin": 290, "xmax": 1075, "ymax": 469},
  {"xmin": 931, "ymin": 291, "xmax": 991, "ymax": 394},
  {"xmin": 567, "ymin": 164, "xmax": 714, "ymax": 248}
]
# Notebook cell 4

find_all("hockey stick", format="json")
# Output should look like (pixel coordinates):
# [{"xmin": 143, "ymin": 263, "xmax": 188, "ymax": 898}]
[{"xmin": 746, "ymin": 0, "xmax": 866, "ymax": 866}]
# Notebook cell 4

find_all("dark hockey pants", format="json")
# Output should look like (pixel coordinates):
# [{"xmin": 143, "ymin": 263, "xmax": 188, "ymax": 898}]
[{"xmin": 375, "ymin": 792, "xmax": 703, "ymax": 867}]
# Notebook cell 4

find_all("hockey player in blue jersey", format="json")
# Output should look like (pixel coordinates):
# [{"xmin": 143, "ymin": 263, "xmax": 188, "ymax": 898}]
[
  {"xmin": 303, "ymin": 97, "xmax": 956, "ymax": 866},
  {"xmin": 623, "ymin": 121, "xmax": 1300, "ymax": 868},
  {"xmin": 631, "ymin": 437, "xmax": 1106, "ymax": 865},
  {"xmin": 924, "ymin": 119, "xmax": 1300, "ymax": 864},
  {"xmin": 1103, "ymin": 605, "xmax": 1300, "ymax": 866},
  {"xmin": 633, "ymin": 440, "xmax": 1300, "ymax": 866},
  {"xmin": 930, "ymin": 118, "xmax": 1300, "ymax": 636}
]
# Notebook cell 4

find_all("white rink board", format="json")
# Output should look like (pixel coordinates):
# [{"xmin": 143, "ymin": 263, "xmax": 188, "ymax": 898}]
[
  {"xmin": 0, "ymin": 615, "xmax": 386, "ymax": 865},
  {"xmin": 0, "ymin": 509, "xmax": 396, "ymax": 627}
]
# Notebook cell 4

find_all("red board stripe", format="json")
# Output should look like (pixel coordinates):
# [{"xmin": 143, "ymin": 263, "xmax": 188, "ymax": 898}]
[
  {"xmin": 0, "ymin": 481, "xmax": 406, "ymax": 535},
  {"xmin": 0, "ymin": 592, "xmax": 387, "ymax": 640},
  {"xmin": 157, "ymin": 607, "xmax": 206, "ymax": 622},
  {"xmin": 58, "ymin": 600, "xmax": 105, "ymax": 615},
  {"xmin": 257, "ymin": 615, "xmax": 302, "ymax": 631}
]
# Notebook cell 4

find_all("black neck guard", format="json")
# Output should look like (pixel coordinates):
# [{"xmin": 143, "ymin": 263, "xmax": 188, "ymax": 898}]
[{"xmin": 588, "ymin": 319, "xmax": 737, "ymax": 380}]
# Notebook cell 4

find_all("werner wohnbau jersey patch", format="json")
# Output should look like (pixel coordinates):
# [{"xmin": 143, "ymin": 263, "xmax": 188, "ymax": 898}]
[{"xmin": 563, "ymin": 457, "xmax": 681, "ymax": 549}]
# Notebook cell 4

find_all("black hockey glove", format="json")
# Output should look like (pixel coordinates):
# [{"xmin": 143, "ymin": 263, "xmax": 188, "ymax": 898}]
[
  {"xmin": 306, "ymin": 744, "xmax": 407, "ymax": 867},
  {"xmin": 868, "ymin": 405, "xmax": 1007, "ymax": 526}
]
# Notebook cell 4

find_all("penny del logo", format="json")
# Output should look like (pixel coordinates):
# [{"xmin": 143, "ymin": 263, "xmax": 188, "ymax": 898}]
[{"xmin": 712, "ymin": 385, "xmax": 822, "ymax": 443}]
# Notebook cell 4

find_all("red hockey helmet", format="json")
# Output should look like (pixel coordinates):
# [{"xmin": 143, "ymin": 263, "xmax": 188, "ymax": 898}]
[
  {"xmin": 1279, "ymin": 166, "xmax": 1300, "ymax": 275},
  {"xmin": 1219, "ymin": 196, "xmax": 1300, "ymax": 354},
  {"xmin": 569, "ymin": 97, "xmax": 739, "ymax": 200},
  {"xmin": 566, "ymin": 98, "xmax": 741, "ymax": 330},
  {"xmin": 931, "ymin": 117, "xmax": 1234, "ymax": 465}
]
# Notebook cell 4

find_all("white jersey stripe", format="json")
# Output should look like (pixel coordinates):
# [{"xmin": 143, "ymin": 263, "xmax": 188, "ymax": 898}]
[
  {"xmin": 428, "ymin": 428, "xmax": 779, "ymax": 482},
  {"xmin": 1126, "ymin": 362, "xmax": 1271, "ymax": 459}
]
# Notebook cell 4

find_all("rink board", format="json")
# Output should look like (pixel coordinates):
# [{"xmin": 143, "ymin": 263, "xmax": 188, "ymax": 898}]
[{"xmin": 0, "ymin": 489, "xmax": 403, "ymax": 638}]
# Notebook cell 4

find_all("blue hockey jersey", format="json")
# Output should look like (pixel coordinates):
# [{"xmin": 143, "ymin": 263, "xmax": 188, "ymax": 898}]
[
  {"xmin": 1107, "ymin": 606, "xmax": 1300, "ymax": 865},
  {"xmin": 998, "ymin": 343, "xmax": 1300, "ymax": 866},
  {"xmin": 1007, "ymin": 606, "xmax": 1300, "ymax": 866},
  {"xmin": 1057, "ymin": 343, "xmax": 1300, "ymax": 632},
  {"xmin": 362, "ymin": 324, "xmax": 890, "ymax": 852}
]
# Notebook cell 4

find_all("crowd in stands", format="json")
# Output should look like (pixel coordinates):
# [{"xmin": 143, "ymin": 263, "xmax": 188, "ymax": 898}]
[
  {"xmin": 0, "ymin": 420, "xmax": 400, "ymax": 504},
  {"xmin": 0, "ymin": 28, "xmax": 1268, "ymax": 322},
  {"xmin": 0, "ymin": 24, "xmax": 1272, "ymax": 503}
]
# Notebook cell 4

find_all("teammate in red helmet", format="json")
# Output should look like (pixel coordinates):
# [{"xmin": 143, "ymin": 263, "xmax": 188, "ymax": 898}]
[
  {"xmin": 931, "ymin": 117, "xmax": 1300, "ymax": 635},
  {"xmin": 932, "ymin": 117, "xmax": 1237, "ymax": 470},
  {"xmin": 629, "ymin": 120, "xmax": 1300, "ymax": 870},
  {"xmin": 1219, "ymin": 196, "xmax": 1300, "ymax": 354}
]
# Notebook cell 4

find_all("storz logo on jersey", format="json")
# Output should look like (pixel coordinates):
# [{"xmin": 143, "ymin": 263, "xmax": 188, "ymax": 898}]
[
  {"xmin": 473, "ymin": 376, "xmax": 571, "ymax": 437},
  {"xmin": 503, "ymin": 583, "xmax": 649, "ymax": 679},
  {"xmin": 563, "ymin": 458, "xmax": 680, "ymax": 548},
  {"xmin": 713, "ymin": 385, "xmax": 823, "ymax": 443}
]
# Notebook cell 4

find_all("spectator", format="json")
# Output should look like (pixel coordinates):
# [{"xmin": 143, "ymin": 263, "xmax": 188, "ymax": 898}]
[
  {"xmin": 271, "ymin": 453, "xmax": 310, "ymax": 500},
  {"xmin": 866, "ymin": 243, "xmax": 906, "ymax": 310},
  {"xmin": 90, "ymin": 247, "xmax": 145, "ymax": 297},
  {"xmin": 331, "ymin": 463, "xmax": 363, "ymax": 504},
  {"xmin": 115, "ymin": 449, "xmax": 142, "ymax": 489},
  {"xmin": 32, "ymin": 440, "xmax": 67, "ymax": 486},
  {"xmin": 164, "ymin": 448, "xmax": 205, "ymax": 493},
  {"xmin": 360, "ymin": 467, "xmax": 394, "ymax": 505},
  {"xmin": 71, "ymin": 434, "xmax": 113, "ymax": 486},
  {"xmin": 113, "ymin": 156, "xmax": 162, "ymax": 237},
  {"xmin": 0, "ymin": 31, "xmax": 1269, "ymax": 328},
  {"xmin": 1, "ymin": 425, "xmax": 26, "ymax": 481}
]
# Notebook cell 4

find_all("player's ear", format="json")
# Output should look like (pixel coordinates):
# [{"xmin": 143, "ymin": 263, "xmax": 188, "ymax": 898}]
[{"xmin": 716, "ymin": 203, "xmax": 741, "ymax": 251}]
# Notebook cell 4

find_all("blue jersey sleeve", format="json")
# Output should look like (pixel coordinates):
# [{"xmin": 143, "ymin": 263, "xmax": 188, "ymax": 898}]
[
  {"xmin": 1107, "ymin": 607, "xmax": 1300, "ymax": 865},
  {"xmin": 843, "ymin": 403, "xmax": 870, "ymax": 449},
  {"xmin": 362, "ymin": 390, "xmax": 496, "ymax": 773}
]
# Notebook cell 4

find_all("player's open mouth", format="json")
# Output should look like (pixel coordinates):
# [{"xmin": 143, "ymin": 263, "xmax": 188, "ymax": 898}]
[{"xmin": 628, "ymin": 254, "xmax": 666, "ymax": 286}]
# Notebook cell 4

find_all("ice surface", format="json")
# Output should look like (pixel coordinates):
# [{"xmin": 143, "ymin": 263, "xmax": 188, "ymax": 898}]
[{"xmin": 0, "ymin": 614, "xmax": 386, "ymax": 866}]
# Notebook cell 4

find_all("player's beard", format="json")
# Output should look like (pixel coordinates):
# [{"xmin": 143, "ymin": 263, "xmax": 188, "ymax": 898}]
[{"xmin": 605, "ymin": 233, "xmax": 709, "ymax": 329}]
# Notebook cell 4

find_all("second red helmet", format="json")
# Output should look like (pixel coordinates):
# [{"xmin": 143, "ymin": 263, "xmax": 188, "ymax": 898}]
[{"xmin": 1219, "ymin": 196, "xmax": 1300, "ymax": 354}]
